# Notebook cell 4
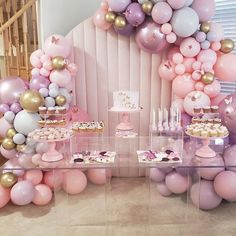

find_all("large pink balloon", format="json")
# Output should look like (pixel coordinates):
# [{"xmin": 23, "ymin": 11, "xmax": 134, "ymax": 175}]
[
  {"xmin": 180, "ymin": 37, "xmax": 201, "ymax": 58},
  {"xmin": 29, "ymin": 76, "xmax": 50, "ymax": 91},
  {"xmin": 191, "ymin": 0, "xmax": 215, "ymax": 22},
  {"xmin": 43, "ymin": 34, "xmax": 72, "ymax": 58},
  {"xmin": 214, "ymin": 171, "xmax": 236, "ymax": 202},
  {"xmin": 63, "ymin": 170, "xmax": 87, "ymax": 195},
  {"xmin": 204, "ymin": 80, "xmax": 221, "ymax": 98},
  {"xmin": 44, "ymin": 170, "xmax": 64, "ymax": 191},
  {"xmin": 0, "ymin": 117, "xmax": 12, "ymax": 137},
  {"xmin": 136, "ymin": 20, "xmax": 168, "ymax": 54},
  {"xmin": 197, "ymin": 49, "xmax": 217, "ymax": 65},
  {"xmin": 87, "ymin": 169, "xmax": 111, "ymax": 185},
  {"xmin": 0, "ymin": 77, "xmax": 27, "ymax": 105},
  {"xmin": 152, "ymin": 2, "xmax": 173, "ymax": 25},
  {"xmin": 0, "ymin": 146, "xmax": 17, "ymax": 160},
  {"xmin": 24, "ymin": 170, "xmax": 43, "ymax": 186},
  {"xmin": 158, "ymin": 60, "xmax": 176, "ymax": 81},
  {"xmin": 0, "ymin": 184, "xmax": 10, "ymax": 208},
  {"xmin": 33, "ymin": 184, "xmax": 53, "ymax": 206},
  {"xmin": 210, "ymin": 23, "xmax": 224, "ymax": 41},
  {"xmin": 172, "ymin": 74, "xmax": 195, "ymax": 98},
  {"xmin": 214, "ymin": 54, "xmax": 236, "ymax": 82},
  {"xmin": 191, "ymin": 180, "xmax": 222, "ymax": 210},
  {"xmin": 93, "ymin": 9, "xmax": 112, "ymax": 30},
  {"xmin": 211, "ymin": 94, "xmax": 227, "ymax": 106},
  {"xmin": 49, "ymin": 69, "xmax": 72, "ymax": 88}
]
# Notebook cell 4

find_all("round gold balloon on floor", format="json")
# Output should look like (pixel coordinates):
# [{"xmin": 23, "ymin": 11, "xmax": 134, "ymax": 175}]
[{"xmin": 0, "ymin": 172, "xmax": 17, "ymax": 188}]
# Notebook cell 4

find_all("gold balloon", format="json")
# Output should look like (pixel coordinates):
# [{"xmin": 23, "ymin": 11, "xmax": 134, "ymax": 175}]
[
  {"xmin": 0, "ymin": 172, "xmax": 17, "ymax": 188},
  {"xmin": 105, "ymin": 12, "xmax": 116, "ymax": 24},
  {"xmin": 55, "ymin": 95, "xmax": 67, "ymax": 106},
  {"xmin": 6, "ymin": 128, "xmax": 17, "ymax": 138},
  {"xmin": 20, "ymin": 90, "xmax": 44, "ymax": 113},
  {"xmin": 52, "ymin": 56, "xmax": 66, "ymax": 70},
  {"xmin": 220, "ymin": 39, "xmax": 235, "ymax": 53},
  {"xmin": 200, "ymin": 22, "xmax": 211, "ymax": 33},
  {"xmin": 201, "ymin": 72, "xmax": 215, "ymax": 85},
  {"xmin": 16, "ymin": 144, "xmax": 26, "ymax": 153},
  {"xmin": 2, "ymin": 138, "xmax": 16, "ymax": 150},
  {"xmin": 115, "ymin": 16, "xmax": 127, "ymax": 28},
  {"xmin": 142, "ymin": 1, "xmax": 153, "ymax": 14}
]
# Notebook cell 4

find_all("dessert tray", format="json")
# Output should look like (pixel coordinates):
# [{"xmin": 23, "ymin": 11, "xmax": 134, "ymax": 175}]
[{"xmin": 72, "ymin": 121, "xmax": 105, "ymax": 132}]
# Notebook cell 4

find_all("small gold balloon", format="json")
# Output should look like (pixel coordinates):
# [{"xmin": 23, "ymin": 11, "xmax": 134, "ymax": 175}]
[
  {"xmin": 220, "ymin": 39, "xmax": 235, "ymax": 54},
  {"xmin": 201, "ymin": 72, "xmax": 215, "ymax": 85},
  {"xmin": 20, "ymin": 90, "xmax": 44, "ymax": 113},
  {"xmin": 0, "ymin": 172, "xmax": 17, "ymax": 188},
  {"xmin": 16, "ymin": 144, "xmax": 26, "ymax": 153},
  {"xmin": 142, "ymin": 1, "xmax": 153, "ymax": 14},
  {"xmin": 200, "ymin": 22, "xmax": 211, "ymax": 33},
  {"xmin": 52, "ymin": 56, "xmax": 66, "ymax": 70},
  {"xmin": 115, "ymin": 16, "xmax": 127, "ymax": 28},
  {"xmin": 55, "ymin": 95, "xmax": 67, "ymax": 106},
  {"xmin": 6, "ymin": 128, "xmax": 17, "ymax": 138},
  {"xmin": 2, "ymin": 138, "xmax": 16, "ymax": 150},
  {"xmin": 105, "ymin": 11, "xmax": 116, "ymax": 24}
]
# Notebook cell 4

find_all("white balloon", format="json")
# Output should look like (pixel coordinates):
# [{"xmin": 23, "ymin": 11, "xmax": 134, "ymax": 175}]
[
  {"xmin": 45, "ymin": 97, "xmax": 56, "ymax": 108},
  {"xmin": 14, "ymin": 110, "xmax": 40, "ymax": 135},
  {"xmin": 49, "ymin": 83, "xmax": 59, "ymax": 90},
  {"xmin": 39, "ymin": 88, "xmax": 49, "ymax": 97},
  {"xmin": 4, "ymin": 111, "xmax": 15, "ymax": 123},
  {"xmin": 49, "ymin": 88, "xmax": 59, "ymax": 98},
  {"xmin": 13, "ymin": 133, "xmax": 26, "ymax": 145},
  {"xmin": 185, "ymin": 0, "xmax": 194, "ymax": 6}
]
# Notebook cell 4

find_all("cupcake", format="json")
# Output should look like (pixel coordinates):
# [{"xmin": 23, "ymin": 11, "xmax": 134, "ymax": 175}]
[
  {"xmin": 203, "ymin": 106, "xmax": 211, "ymax": 113},
  {"xmin": 47, "ymin": 107, "xmax": 56, "ymax": 115},
  {"xmin": 58, "ymin": 107, "xmax": 67, "ymax": 115},
  {"xmin": 213, "ymin": 118, "xmax": 221, "ymax": 124},
  {"xmin": 211, "ymin": 106, "xmax": 219, "ymax": 113},
  {"xmin": 201, "ymin": 130, "xmax": 208, "ymax": 138},
  {"xmin": 193, "ymin": 107, "xmax": 202, "ymax": 114},
  {"xmin": 39, "ymin": 107, "xmax": 47, "ymax": 115},
  {"xmin": 192, "ymin": 117, "xmax": 199, "ymax": 124}
]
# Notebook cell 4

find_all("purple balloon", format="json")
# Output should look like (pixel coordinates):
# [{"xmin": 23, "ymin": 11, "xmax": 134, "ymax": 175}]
[
  {"xmin": 156, "ymin": 182, "xmax": 172, "ymax": 197},
  {"xmin": 29, "ymin": 75, "xmax": 50, "ymax": 91},
  {"xmin": 10, "ymin": 103, "xmax": 22, "ymax": 114},
  {"xmin": 135, "ymin": 20, "xmax": 168, "ymax": 54},
  {"xmin": 125, "ymin": 3, "xmax": 145, "ymax": 27},
  {"xmin": 149, "ymin": 168, "xmax": 166, "ymax": 182},
  {"xmin": 0, "ymin": 104, "xmax": 10, "ymax": 114},
  {"xmin": 109, "ymin": 0, "xmax": 131, "ymax": 13},
  {"xmin": 114, "ymin": 23, "xmax": 135, "ymax": 36},
  {"xmin": 0, "ymin": 77, "xmax": 27, "ymax": 105},
  {"xmin": 223, "ymin": 145, "xmax": 236, "ymax": 172},
  {"xmin": 229, "ymin": 133, "xmax": 236, "ymax": 145}
]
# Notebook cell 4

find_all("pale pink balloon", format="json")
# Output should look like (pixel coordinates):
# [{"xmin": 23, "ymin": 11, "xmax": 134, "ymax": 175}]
[
  {"xmin": 40, "ymin": 68, "xmax": 50, "ymax": 77},
  {"xmin": 173, "ymin": 53, "xmax": 183, "ymax": 64},
  {"xmin": 211, "ymin": 42, "xmax": 221, "ymax": 51},
  {"xmin": 201, "ymin": 62, "xmax": 213, "ymax": 72},
  {"xmin": 43, "ymin": 60, "xmax": 53, "ymax": 71},
  {"xmin": 195, "ymin": 81, "xmax": 205, "ymax": 91},
  {"xmin": 167, "ymin": 47, "xmax": 180, "ymax": 60},
  {"xmin": 13, "ymin": 166, "xmax": 25, "ymax": 177},
  {"xmin": 50, "ymin": 69, "xmax": 72, "ymax": 87},
  {"xmin": 204, "ymin": 79, "xmax": 221, "ymax": 98},
  {"xmin": 183, "ymin": 58, "xmax": 195, "ymax": 73},
  {"xmin": 63, "ymin": 170, "xmax": 87, "ymax": 195},
  {"xmin": 18, "ymin": 153, "xmax": 36, "ymax": 168},
  {"xmin": 197, "ymin": 49, "xmax": 217, "ymax": 65},
  {"xmin": 211, "ymin": 94, "xmax": 227, "ymax": 106},
  {"xmin": 210, "ymin": 23, "xmax": 224, "ymax": 41},
  {"xmin": 93, "ymin": 9, "xmax": 111, "ymax": 30},
  {"xmin": 167, "ymin": 0, "xmax": 186, "ymax": 9},
  {"xmin": 183, "ymin": 91, "xmax": 211, "ymax": 116},
  {"xmin": 175, "ymin": 64, "xmax": 186, "ymax": 75},
  {"xmin": 171, "ymin": 98, "xmax": 184, "ymax": 113},
  {"xmin": 166, "ymin": 33, "xmax": 177, "ymax": 44},
  {"xmin": 31, "ymin": 68, "xmax": 40, "ymax": 77},
  {"xmin": 40, "ymin": 54, "xmax": 51, "ymax": 64},
  {"xmin": 159, "ymin": 60, "xmax": 176, "ymax": 81},
  {"xmin": 0, "ymin": 184, "xmax": 10, "ymax": 208},
  {"xmin": 44, "ymin": 170, "xmax": 64, "ymax": 191},
  {"xmin": 161, "ymin": 23, "xmax": 172, "ymax": 35},
  {"xmin": 31, "ymin": 154, "xmax": 42, "ymax": 166},
  {"xmin": 67, "ymin": 63, "xmax": 78, "ymax": 76},
  {"xmin": 30, "ymin": 55, "xmax": 42, "ymax": 68},
  {"xmin": 24, "ymin": 170, "xmax": 43, "ymax": 186},
  {"xmin": 152, "ymin": 2, "xmax": 173, "ymax": 25},
  {"xmin": 33, "ymin": 184, "xmax": 53, "ymax": 206},
  {"xmin": 31, "ymin": 49, "xmax": 44, "ymax": 58},
  {"xmin": 101, "ymin": 0, "xmax": 109, "ymax": 10},
  {"xmin": 0, "ymin": 117, "xmax": 12, "ymax": 137},
  {"xmin": 180, "ymin": 37, "xmax": 201, "ymax": 58},
  {"xmin": 214, "ymin": 54, "xmax": 236, "ymax": 82},
  {"xmin": 149, "ymin": 168, "xmax": 166, "ymax": 183},
  {"xmin": 156, "ymin": 182, "xmax": 172, "ymax": 197},
  {"xmin": 172, "ymin": 74, "xmax": 195, "ymax": 98},
  {"xmin": 0, "ymin": 146, "xmax": 17, "ymax": 159},
  {"xmin": 192, "ymin": 61, "xmax": 202, "ymax": 71},
  {"xmin": 87, "ymin": 169, "xmax": 111, "ymax": 185}
]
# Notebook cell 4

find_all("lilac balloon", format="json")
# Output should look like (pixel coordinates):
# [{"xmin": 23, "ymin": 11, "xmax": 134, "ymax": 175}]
[
  {"xmin": 190, "ymin": 180, "xmax": 222, "ymax": 210},
  {"xmin": 10, "ymin": 180, "xmax": 36, "ymax": 206},
  {"xmin": 229, "ymin": 134, "xmax": 236, "ymax": 145},
  {"xmin": 223, "ymin": 145, "xmax": 236, "ymax": 172},
  {"xmin": 125, "ymin": 3, "xmax": 145, "ymax": 27},
  {"xmin": 29, "ymin": 76, "xmax": 50, "ymax": 91},
  {"xmin": 201, "ymin": 40, "xmax": 210, "ymax": 50},
  {"xmin": 156, "ymin": 182, "xmax": 172, "ymax": 197},
  {"xmin": 149, "ymin": 168, "xmax": 166, "ymax": 182},
  {"xmin": 109, "ymin": 0, "xmax": 131, "ymax": 13},
  {"xmin": 114, "ymin": 23, "xmax": 135, "ymax": 36},
  {"xmin": 135, "ymin": 20, "xmax": 168, "ymax": 54},
  {"xmin": 10, "ymin": 103, "xmax": 22, "ymax": 114},
  {"xmin": 0, "ymin": 104, "xmax": 10, "ymax": 114},
  {"xmin": 0, "ymin": 77, "xmax": 27, "ymax": 105},
  {"xmin": 195, "ymin": 32, "xmax": 207, "ymax": 43}
]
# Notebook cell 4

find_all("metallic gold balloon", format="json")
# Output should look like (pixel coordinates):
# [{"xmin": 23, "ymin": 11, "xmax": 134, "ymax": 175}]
[
  {"xmin": 6, "ymin": 128, "xmax": 17, "ymax": 138},
  {"xmin": 142, "ymin": 1, "xmax": 153, "ymax": 14},
  {"xmin": 55, "ymin": 95, "xmax": 67, "ymax": 106},
  {"xmin": 52, "ymin": 56, "xmax": 66, "ymax": 70},
  {"xmin": 220, "ymin": 39, "xmax": 235, "ymax": 53},
  {"xmin": 115, "ymin": 16, "xmax": 127, "ymax": 28},
  {"xmin": 0, "ymin": 172, "xmax": 17, "ymax": 188},
  {"xmin": 200, "ymin": 22, "xmax": 211, "ymax": 33},
  {"xmin": 201, "ymin": 72, "xmax": 215, "ymax": 85},
  {"xmin": 16, "ymin": 144, "xmax": 26, "ymax": 153},
  {"xmin": 105, "ymin": 11, "xmax": 116, "ymax": 24},
  {"xmin": 20, "ymin": 90, "xmax": 44, "ymax": 113},
  {"xmin": 2, "ymin": 138, "xmax": 16, "ymax": 150}
]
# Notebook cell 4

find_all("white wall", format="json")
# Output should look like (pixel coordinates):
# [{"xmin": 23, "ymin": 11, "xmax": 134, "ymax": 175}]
[{"xmin": 38, "ymin": 0, "xmax": 100, "ymax": 44}]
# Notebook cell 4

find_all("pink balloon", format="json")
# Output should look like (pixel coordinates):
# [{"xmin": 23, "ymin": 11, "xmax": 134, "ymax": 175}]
[
  {"xmin": 210, "ymin": 23, "xmax": 224, "ymax": 42},
  {"xmin": 195, "ymin": 81, "xmax": 205, "ymax": 91},
  {"xmin": 183, "ymin": 91, "xmax": 211, "ymax": 116},
  {"xmin": 149, "ymin": 168, "xmax": 166, "ymax": 183},
  {"xmin": 0, "ymin": 146, "xmax": 17, "ymax": 159},
  {"xmin": 93, "ymin": 9, "xmax": 112, "ymax": 30},
  {"xmin": 156, "ymin": 182, "xmax": 172, "ymax": 197},
  {"xmin": 40, "ymin": 68, "xmax": 50, "ymax": 77},
  {"xmin": 197, "ymin": 49, "xmax": 217, "ymax": 65},
  {"xmin": 63, "ymin": 170, "xmax": 87, "ymax": 195},
  {"xmin": 192, "ymin": 70, "xmax": 202, "ymax": 81},
  {"xmin": 29, "ymin": 75, "xmax": 50, "ymax": 91},
  {"xmin": 87, "ymin": 169, "xmax": 111, "ymax": 185},
  {"xmin": 172, "ymin": 74, "xmax": 195, "ymax": 98},
  {"xmin": 44, "ymin": 170, "xmax": 64, "ymax": 191},
  {"xmin": 183, "ymin": 58, "xmax": 195, "ymax": 73},
  {"xmin": 192, "ymin": 61, "xmax": 202, "ymax": 71},
  {"xmin": 40, "ymin": 54, "xmax": 51, "ymax": 64},
  {"xmin": 31, "ymin": 68, "xmax": 40, "ymax": 77},
  {"xmin": 10, "ymin": 180, "xmax": 35, "ymax": 206},
  {"xmin": 152, "ymin": 2, "xmax": 173, "ymax": 25},
  {"xmin": 214, "ymin": 54, "xmax": 236, "ymax": 82},
  {"xmin": 158, "ymin": 60, "xmax": 176, "ymax": 81},
  {"xmin": 136, "ymin": 20, "xmax": 168, "ymax": 54},
  {"xmin": 67, "ymin": 63, "xmax": 78, "ymax": 76},
  {"xmin": 0, "ymin": 117, "xmax": 12, "ymax": 137},
  {"xmin": 18, "ymin": 153, "xmax": 36, "ymax": 168},
  {"xmin": 167, "ymin": 47, "xmax": 180, "ymax": 60},
  {"xmin": 165, "ymin": 171, "xmax": 192, "ymax": 194},
  {"xmin": 175, "ymin": 64, "xmax": 186, "ymax": 75},
  {"xmin": 43, "ymin": 60, "xmax": 53, "ymax": 71},
  {"xmin": 30, "ymin": 55, "xmax": 42, "ymax": 68},
  {"xmin": 31, "ymin": 49, "xmax": 43, "ymax": 59},
  {"xmin": 211, "ymin": 94, "xmax": 227, "ymax": 106},
  {"xmin": 101, "ymin": 0, "xmax": 109, "ymax": 11},
  {"xmin": 171, "ymin": 98, "xmax": 184, "ymax": 113},
  {"xmin": 43, "ymin": 34, "xmax": 72, "ymax": 58},
  {"xmin": 201, "ymin": 62, "xmax": 213, "ymax": 73},
  {"xmin": 0, "ymin": 184, "xmax": 10, "ymax": 208},
  {"xmin": 211, "ymin": 41, "xmax": 221, "ymax": 51},
  {"xmin": 24, "ymin": 170, "xmax": 43, "ymax": 185},
  {"xmin": 50, "ymin": 69, "xmax": 72, "ymax": 87},
  {"xmin": 204, "ymin": 79, "xmax": 221, "ymax": 98},
  {"xmin": 161, "ymin": 23, "xmax": 172, "ymax": 35},
  {"xmin": 167, "ymin": 0, "xmax": 186, "ymax": 9},
  {"xmin": 166, "ymin": 32, "xmax": 177, "ymax": 44},
  {"xmin": 172, "ymin": 53, "xmax": 183, "ymax": 64},
  {"xmin": 191, "ymin": 180, "xmax": 222, "ymax": 210},
  {"xmin": 33, "ymin": 184, "xmax": 53, "ymax": 206},
  {"xmin": 180, "ymin": 37, "xmax": 201, "ymax": 58},
  {"xmin": 191, "ymin": 0, "xmax": 215, "ymax": 22},
  {"xmin": 214, "ymin": 171, "xmax": 236, "ymax": 202},
  {"xmin": 68, "ymin": 106, "xmax": 90, "ymax": 122}
]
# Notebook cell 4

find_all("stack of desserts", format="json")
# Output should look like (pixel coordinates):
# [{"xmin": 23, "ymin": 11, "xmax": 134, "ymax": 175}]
[
  {"xmin": 193, "ymin": 106, "xmax": 219, "ymax": 114},
  {"xmin": 39, "ymin": 106, "xmax": 67, "ymax": 116},
  {"xmin": 38, "ymin": 119, "xmax": 66, "ymax": 127},
  {"xmin": 72, "ymin": 121, "xmax": 105, "ymax": 132}
]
